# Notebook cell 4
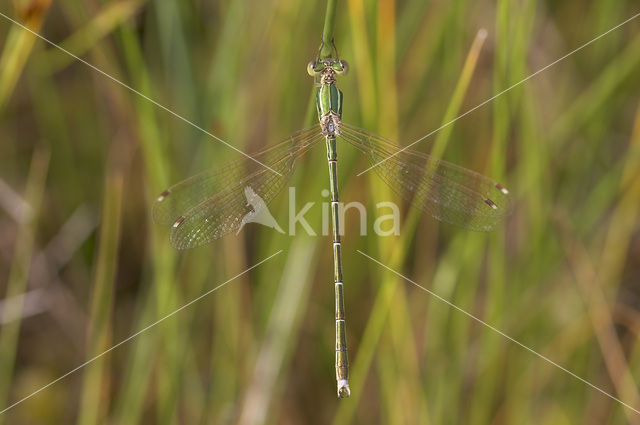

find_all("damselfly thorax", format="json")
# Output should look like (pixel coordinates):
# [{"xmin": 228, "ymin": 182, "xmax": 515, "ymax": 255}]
[{"xmin": 309, "ymin": 59, "xmax": 347, "ymax": 138}]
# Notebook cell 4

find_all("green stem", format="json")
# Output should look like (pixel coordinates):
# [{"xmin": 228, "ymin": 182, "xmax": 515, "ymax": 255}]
[{"xmin": 320, "ymin": 0, "xmax": 338, "ymax": 58}]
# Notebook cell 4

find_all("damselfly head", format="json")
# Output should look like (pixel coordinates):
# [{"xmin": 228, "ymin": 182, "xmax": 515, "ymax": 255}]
[
  {"xmin": 307, "ymin": 60, "xmax": 320, "ymax": 76},
  {"xmin": 335, "ymin": 60, "xmax": 348, "ymax": 75},
  {"xmin": 307, "ymin": 59, "xmax": 348, "ymax": 77}
]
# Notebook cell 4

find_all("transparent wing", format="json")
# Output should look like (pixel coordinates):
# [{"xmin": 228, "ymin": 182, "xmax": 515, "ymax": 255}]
[
  {"xmin": 153, "ymin": 125, "xmax": 324, "ymax": 249},
  {"xmin": 339, "ymin": 123, "xmax": 513, "ymax": 231}
]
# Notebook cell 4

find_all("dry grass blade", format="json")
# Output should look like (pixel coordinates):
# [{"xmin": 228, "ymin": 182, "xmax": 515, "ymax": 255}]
[{"xmin": 0, "ymin": 1, "xmax": 52, "ymax": 111}]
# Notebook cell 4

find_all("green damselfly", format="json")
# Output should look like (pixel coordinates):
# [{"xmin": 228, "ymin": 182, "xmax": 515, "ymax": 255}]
[{"xmin": 153, "ymin": 43, "xmax": 512, "ymax": 399}]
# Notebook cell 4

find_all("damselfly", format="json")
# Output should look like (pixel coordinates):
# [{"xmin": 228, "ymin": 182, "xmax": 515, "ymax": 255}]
[{"xmin": 153, "ymin": 42, "xmax": 512, "ymax": 399}]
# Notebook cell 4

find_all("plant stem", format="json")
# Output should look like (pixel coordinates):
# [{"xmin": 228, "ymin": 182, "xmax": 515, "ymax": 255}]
[{"xmin": 320, "ymin": 0, "xmax": 338, "ymax": 58}]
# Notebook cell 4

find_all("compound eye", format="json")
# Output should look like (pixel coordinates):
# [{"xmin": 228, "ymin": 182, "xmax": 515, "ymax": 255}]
[
  {"xmin": 336, "ymin": 60, "xmax": 349, "ymax": 75},
  {"xmin": 307, "ymin": 61, "xmax": 319, "ymax": 76}
]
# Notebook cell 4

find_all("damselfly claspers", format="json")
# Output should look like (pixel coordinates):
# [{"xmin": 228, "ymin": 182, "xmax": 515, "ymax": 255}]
[{"xmin": 153, "ymin": 45, "xmax": 512, "ymax": 399}]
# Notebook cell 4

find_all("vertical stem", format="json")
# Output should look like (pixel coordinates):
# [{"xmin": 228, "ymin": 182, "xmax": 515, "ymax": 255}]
[
  {"xmin": 320, "ymin": 0, "xmax": 338, "ymax": 58},
  {"xmin": 77, "ymin": 169, "xmax": 124, "ymax": 425}
]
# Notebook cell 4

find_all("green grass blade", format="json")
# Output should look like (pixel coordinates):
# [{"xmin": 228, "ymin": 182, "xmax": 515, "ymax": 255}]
[{"xmin": 0, "ymin": 149, "xmax": 50, "ymax": 425}]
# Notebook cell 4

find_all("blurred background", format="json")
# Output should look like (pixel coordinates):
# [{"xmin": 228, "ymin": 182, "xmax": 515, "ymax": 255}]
[{"xmin": 1, "ymin": 0, "xmax": 640, "ymax": 423}]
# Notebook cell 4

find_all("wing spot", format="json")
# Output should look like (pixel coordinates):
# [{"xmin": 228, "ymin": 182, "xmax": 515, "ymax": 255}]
[
  {"xmin": 495, "ymin": 183, "xmax": 509, "ymax": 195},
  {"xmin": 484, "ymin": 198, "xmax": 498, "ymax": 210},
  {"xmin": 157, "ymin": 189, "xmax": 171, "ymax": 202},
  {"xmin": 173, "ymin": 216, "xmax": 186, "ymax": 228}
]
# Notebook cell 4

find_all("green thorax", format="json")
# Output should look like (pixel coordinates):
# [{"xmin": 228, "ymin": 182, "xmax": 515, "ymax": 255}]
[{"xmin": 316, "ymin": 82, "xmax": 343, "ymax": 121}]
